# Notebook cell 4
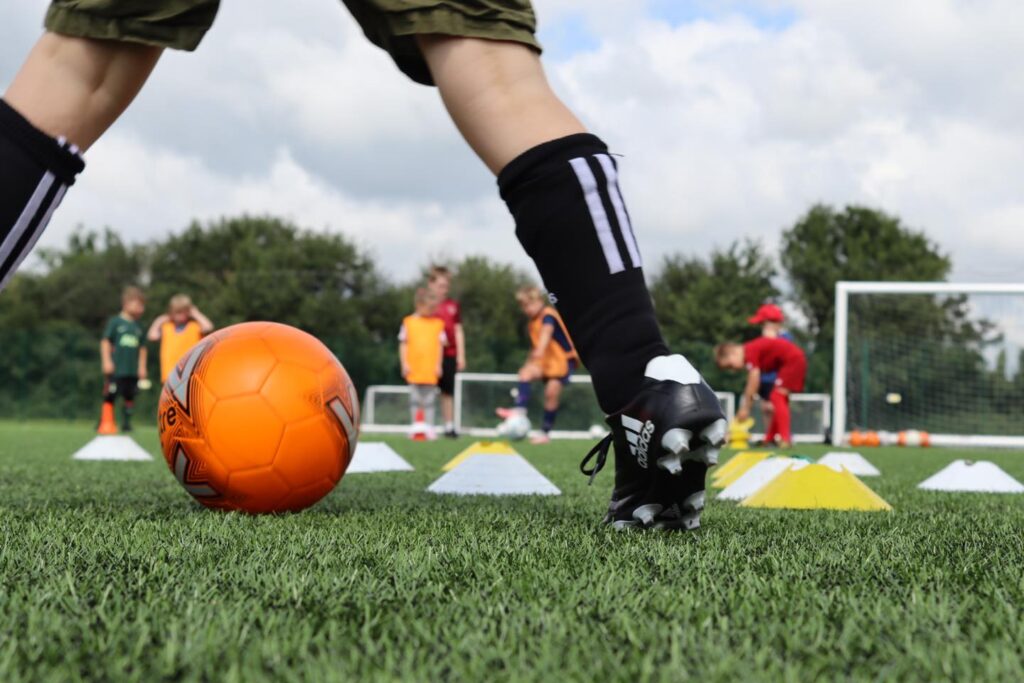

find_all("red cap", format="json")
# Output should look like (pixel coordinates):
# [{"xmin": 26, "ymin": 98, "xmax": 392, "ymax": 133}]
[{"xmin": 748, "ymin": 303, "xmax": 784, "ymax": 324}]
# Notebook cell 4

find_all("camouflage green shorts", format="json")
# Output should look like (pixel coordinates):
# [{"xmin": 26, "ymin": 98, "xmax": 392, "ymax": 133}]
[{"xmin": 43, "ymin": 0, "xmax": 539, "ymax": 85}]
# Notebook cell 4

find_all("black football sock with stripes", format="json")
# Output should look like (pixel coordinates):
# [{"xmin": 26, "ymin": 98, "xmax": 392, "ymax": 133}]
[
  {"xmin": 0, "ymin": 99, "xmax": 85, "ymax": 292},
  {"xmin": 499, "ymin": 133, "xmax": 672, "ymax": 414}
]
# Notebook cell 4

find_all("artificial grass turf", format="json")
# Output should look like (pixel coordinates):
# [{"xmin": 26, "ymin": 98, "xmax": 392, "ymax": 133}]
[{"xmin": 1, "ymin": 421, "xmax": 1023, "ymax": 681}]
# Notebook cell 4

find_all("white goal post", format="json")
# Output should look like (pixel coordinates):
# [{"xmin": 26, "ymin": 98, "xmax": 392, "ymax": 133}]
[{"xmin": 832, "ymin": 281, "xmax": 1024, "ymax": 448}]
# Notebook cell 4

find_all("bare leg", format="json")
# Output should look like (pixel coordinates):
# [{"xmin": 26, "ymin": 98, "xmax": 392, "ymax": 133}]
[
  {"xmin": 409, "ymin": 386, "xmax": 425, "ymax": 425},
  {"xmin": 543, "ymin": 379, "xmax": 562, "ymax": 412},
  {"xmin": 424, "ymin": 388, "xmax": 438, "ymax": 429},
  {"xmin": 416, "ymin": 36, "xmax": 585, "ymax": 174},
  {"xmin": 5, "ymin": 33, "xmax": 161, "ymax": 150}
]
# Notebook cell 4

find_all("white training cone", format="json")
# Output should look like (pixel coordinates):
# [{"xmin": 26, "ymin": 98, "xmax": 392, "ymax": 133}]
[
  {"xmin": 818, "ymin": 451, "xmax": 881, "ymax": 477},
  {"xmin": 717, "ymin": 457, "xmax": 803, "ymax": 501},
  {"xmin": 428, "ymin": 453, "xmax": 560, "ymax": 496},
  {"xmin": 346, "ymin": 442, "xmax": 414, "ymax": 473},
  {"xmin": 71, "ymin": 435, "xmax": 153, "ymax": 461},
  {"xmin": 918, "ymin": 460, "xmax": 1024, "ymax": 493}
]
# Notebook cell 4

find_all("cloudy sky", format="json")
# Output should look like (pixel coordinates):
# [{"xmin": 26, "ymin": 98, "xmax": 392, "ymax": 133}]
[{"xmin": 3, "ymin": 0, "xmax": 1022, "ymax": 283}]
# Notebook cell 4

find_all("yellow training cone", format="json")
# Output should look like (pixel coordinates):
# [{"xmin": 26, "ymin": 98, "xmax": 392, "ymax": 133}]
[
  {"xmin": 727, "ymin": 417, "xmax": 755, "ymax": 450},
  {"xmin": 442, "ymin": 441, "xmax": 519, "ymax": 471},
  {"xmin": 740, "ymin": 463, "xmax": 892, "ymax": 511},
  {"xmin": 711, "ymin": 451, "xmax": 770, "ymax": 489}
]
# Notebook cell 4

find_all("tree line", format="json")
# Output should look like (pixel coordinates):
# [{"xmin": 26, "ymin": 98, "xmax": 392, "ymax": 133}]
[{"xmin": 0, "ymin": 204, "xmax": 993, "ymax": 423}]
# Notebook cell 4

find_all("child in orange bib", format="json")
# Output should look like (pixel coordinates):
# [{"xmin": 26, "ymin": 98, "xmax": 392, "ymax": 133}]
[
  {"xmin": 147, "ymin": 294, "xmax": 214, "ymax": 383},
  {"xmin": 399, "ymin": 289, "xmax": 447, "ymax": 439},
  {"xmin": 496, "ymin": 286, "xmax": 578, "ymax": 444}
]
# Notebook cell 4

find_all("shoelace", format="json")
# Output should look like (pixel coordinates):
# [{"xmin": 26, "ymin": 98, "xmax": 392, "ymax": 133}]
[{"xmin": 579, "ymin": 433, "xmax": 614, "ymax": 485}]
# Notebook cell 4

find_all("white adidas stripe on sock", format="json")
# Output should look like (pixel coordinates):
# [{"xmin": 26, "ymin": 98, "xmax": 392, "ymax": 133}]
[
  {"xmin": 569, "ymin": 157, "xmax": 625, "ymax": 274},
  {"xmin": 595, "ymin": 154, "xmax": 642, "ymax": 269},
  {"xmin": 0, "ymin": 172, "xmax": 66, "ymax": 291}
]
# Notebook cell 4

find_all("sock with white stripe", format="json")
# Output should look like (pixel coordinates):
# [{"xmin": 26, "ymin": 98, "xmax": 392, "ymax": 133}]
[
  {"xmin": 0, "ymin": 99, "xmax": 85, "ymax": 292},
  {"xmin": 498, "ymin": 133, "xmax": 670, "ymax": 414}
]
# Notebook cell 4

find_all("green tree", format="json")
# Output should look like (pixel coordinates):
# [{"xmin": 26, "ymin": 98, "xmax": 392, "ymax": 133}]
[
  {"xmin": 780, "ymin": 204, "xmax": 951, "ymax": 344},
  {"xmin": 1, "ymin": 228, "xmax": 145, "ymax": 332},
  {"xmin": 146, "ymin": 215, "xmax": 402, "ymax": 391},
  {"xmin": 781, "ymin": 204, "xmax": 959, "ymax": 393},
  {"xmin": 0, "ymin": 229, "xmax": 147, "ymax": 419},
  {"xmin": 0, "ymin": 217, "xmax": 408, "ymax": 419}
]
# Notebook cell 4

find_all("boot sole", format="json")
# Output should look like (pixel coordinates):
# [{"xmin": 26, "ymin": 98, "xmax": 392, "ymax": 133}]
[
  {"xmin": 623, "ymin": 418, "xmax": 727, "ymax": 531},
  {"xmin": 656, "ymin": 418, "xmax": 728, "ymax": 472}
]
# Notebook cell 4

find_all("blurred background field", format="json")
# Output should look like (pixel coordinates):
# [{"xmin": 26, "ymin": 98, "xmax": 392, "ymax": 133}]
[{"xmin": 4, "ymin": 210, "xmax": 1023, "ymax": 439}]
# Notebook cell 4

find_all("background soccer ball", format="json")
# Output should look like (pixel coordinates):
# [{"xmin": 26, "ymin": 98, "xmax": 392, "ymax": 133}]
[
  {"xmin": 497, "ymin": 413, "xmax": 531, "ymax": 441},
  {"xmin": 898, "ymin": 429, "xmax": 931, "ymax": 447},
  {"xmin": 158, "ymin": 322, "xmax": 359, "ymax": 513}
]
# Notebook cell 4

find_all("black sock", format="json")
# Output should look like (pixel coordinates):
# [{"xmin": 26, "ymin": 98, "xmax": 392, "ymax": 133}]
[
  {"xmin": 499, "ymin": 134, "xmax": 670, "ymax": 414},
  {"xmin": 0, "ymin": 99, "xmax": 85, "ymax": 291},
  {"xmin": 542, "ymin": 408, "xmax": 558, "ymax": 433}
]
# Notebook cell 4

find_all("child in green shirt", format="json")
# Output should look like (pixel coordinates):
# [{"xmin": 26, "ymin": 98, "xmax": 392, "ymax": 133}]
[{"xmin": 99, "ymin": 286, "xmax": 148, "ymax": 432}]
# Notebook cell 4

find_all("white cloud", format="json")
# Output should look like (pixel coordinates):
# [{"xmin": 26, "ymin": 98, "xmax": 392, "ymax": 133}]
[
  {"xmin": 3, "ymin": 0, "xmax": 1022, "ymax": 283},
  {"xmin": 547, "ymin": 3, "xmax": 1024, "ymax": 280}
]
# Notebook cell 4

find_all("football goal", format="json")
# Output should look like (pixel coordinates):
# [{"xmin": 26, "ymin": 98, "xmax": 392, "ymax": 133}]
[
  {"xmin": 832, "ymin": 281, "xmax": 1024, "ymax": 447},
  {"xmin": 362, "ymin": 373, "xmax": 737, "ymax": 439}
]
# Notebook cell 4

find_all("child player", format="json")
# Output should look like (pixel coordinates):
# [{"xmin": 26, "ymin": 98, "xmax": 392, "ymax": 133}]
[
  {"xmin": 399, "ymin": 289, "xmax": 447, "ymax": 440},
  {"xmin": 146, "ymin": 294, "xmax": 214, "ymax": 383},
  {"xmin": 99, "ymin": 287, "xmax": 148, "ymax": 433},
  {"xmin": 497, "ymin": 286, "xmax": 577, "ymax": 445},
  {"xmin": 746, "ymin": 302, "xmax": 796, "ymax": 442},
  {"xmin": 425, "ymin": 266, "xmax": 465, "ymax": 439},
  {"xmin": 715, "ymin": 336, "xmax": 807, "ymax": 449},
  {"xmin": 1, "ymin": 0, "xmax": 728, "ymax": 530}
]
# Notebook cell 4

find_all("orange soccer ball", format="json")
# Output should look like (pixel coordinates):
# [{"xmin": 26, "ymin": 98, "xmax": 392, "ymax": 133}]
[{"xmin": 158, "ymin": 322, "xmax": 359, "ymax": 513}]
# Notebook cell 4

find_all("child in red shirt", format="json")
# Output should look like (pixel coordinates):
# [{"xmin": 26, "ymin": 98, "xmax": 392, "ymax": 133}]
[{"xmin": 716, "ymin": 337, "xmax": 807, "ymax": 448}]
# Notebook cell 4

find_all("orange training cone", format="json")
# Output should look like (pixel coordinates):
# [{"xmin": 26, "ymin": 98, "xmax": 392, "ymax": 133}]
[
  {"xmin": 411, "ymin": 408, "xmax": 428, "ymax": 441},
  {"xmin": 97, "ymin": 403, "xmax": 118, "ymax": 435}
]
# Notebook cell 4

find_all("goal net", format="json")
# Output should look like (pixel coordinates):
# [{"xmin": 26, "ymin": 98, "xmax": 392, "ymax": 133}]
[{"xmin": 833, "ymin": 282, "xmax": 1024, "ymax": 447}]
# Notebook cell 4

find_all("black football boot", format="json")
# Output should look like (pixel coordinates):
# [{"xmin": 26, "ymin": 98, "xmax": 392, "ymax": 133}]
[{"xmin": 580, "ymin": 355, "xmax": 728, "ymax": 530}]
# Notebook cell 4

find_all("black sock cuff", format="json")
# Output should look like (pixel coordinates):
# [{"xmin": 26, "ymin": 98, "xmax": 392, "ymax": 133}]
[
  {"xmin": 497, "ymin": 133, "xmax": 607, "ymax": 201},
  {"xmin": 0, "ymin": 99, "xmax": 85, "ymax": 184}
]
